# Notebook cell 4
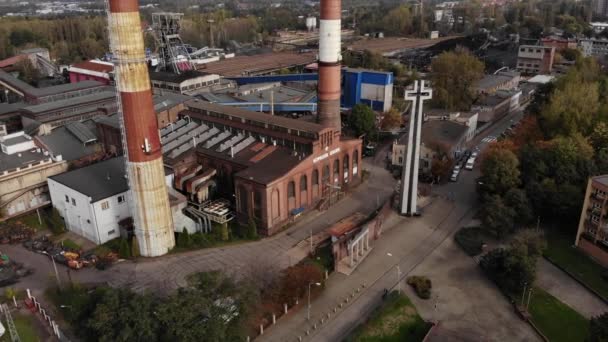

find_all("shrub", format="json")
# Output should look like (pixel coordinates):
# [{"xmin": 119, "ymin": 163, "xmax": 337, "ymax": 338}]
[
  {"xmin": 406, "ymin": 276, "xmax": 432, "ymax": 299},
  {"xmin": 247, "ymin": 218, "xmax": 258, "ymax": 240},
  {"xmin": 47, "ymin": 208, "xmax": 66, "ymax": 235},
  {"xmin": 118, "ymin": 238, "xmax": 131, "ymax": 259},
  {"xmin": 455, "ymin": 227, "xmax": 485, "ymax": 256},
  {"xmin": 177, "ymin": 228, "xmax": 191, "ymax": 248}
]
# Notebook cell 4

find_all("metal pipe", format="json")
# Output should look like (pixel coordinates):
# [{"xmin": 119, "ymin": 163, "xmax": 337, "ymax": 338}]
[
  {"xmin": 107, "ymin": 0, "xmax": 175, "ymax": 257},
  {"xmin": 318, "ymin": 0, "xmax": 342, "ymax": 132}
]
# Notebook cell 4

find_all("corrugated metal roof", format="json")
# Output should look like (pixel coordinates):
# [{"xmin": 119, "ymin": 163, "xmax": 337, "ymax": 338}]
[{"xmin": 66, "ymin": 122, "xmax": 97, "ymax": 144}]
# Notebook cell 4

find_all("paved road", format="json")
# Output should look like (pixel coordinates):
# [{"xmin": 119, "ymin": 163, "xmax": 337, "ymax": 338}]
[
  {"xmin": 1, "ymin": 141, "xmax": 396, "ymax": 297},
  {"xmin": 260, "ymin": 107, "xmax": 541, "ymax": 342}
]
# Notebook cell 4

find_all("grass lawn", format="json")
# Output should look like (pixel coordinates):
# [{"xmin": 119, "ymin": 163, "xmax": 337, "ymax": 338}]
[
  {"xmin": 348, "ymin": 291, "xmax": 431, "ymax": 342},
  {"xmin": 528, "ymin": 287, "xmax": 589, "ymax": 342},
  {"xmin": 6, "ymin": 212, "xmax": 48, "ymax": 232},
  {"xmin": 544, "ymin": 230, "xmax": 608, "ymax": 300},
  {"xmin": 0, "ymin": 314, "xmax": 41, "ymax": 342},
  {"xmin": 60, "ymin": 238, "xmax": 81, "ymax": 251}
]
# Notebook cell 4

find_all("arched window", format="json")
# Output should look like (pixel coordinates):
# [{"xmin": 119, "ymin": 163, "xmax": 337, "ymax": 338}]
[
  {"xmin": 238, "ymin": 185, "xmax": 248, "ymax": 214},
  {"xmin": 271, "ymin": 189, "xmax": 280, "ymax": 220},
  {"xmin": 253, "ymin": 191, "xmax": 262, "ymax": 219},
  {"xmin": 343, "ymin": 154, "xmax": 350, "ymax": 183},
  {"xmin": 300, "ymin": 175, "xmax": 308, "ymax": 191},
  {"xmin": 288, "ymin": 181, "xmax": 296, "ymax": 199},
  {"xmin": 333, "ymin": 159, "xmax": 340, "ymax": 183},
  {"xmin": 353, "ymin": 150, "xmax": 359, "ymax": 176},
  {"xmin": 312, "ymin": 169, "xmax": 320, "ymax": 198},
  {"xmin": 322, "ymin": 165, "xmax": 330, "ymax": 183}
]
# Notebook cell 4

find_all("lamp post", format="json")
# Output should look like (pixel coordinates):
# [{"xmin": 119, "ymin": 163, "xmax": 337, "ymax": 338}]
[
  {"xmin": 307, "ymin": 282, "xmax": 321, "ymax": 321},
  {"xmin": 387, "ymin": 253, "xmax": 402, "ymax": 294}
]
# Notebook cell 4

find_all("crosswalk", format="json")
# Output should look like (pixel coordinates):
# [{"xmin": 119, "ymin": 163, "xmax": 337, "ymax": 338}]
[{"xmin": 481, "ymin": 136, "xmax": 497, "ymax": 143}]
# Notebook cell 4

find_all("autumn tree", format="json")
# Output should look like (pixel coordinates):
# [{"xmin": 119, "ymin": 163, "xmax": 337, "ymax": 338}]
[
  {"xmin": 380, "ymin": 108, "xmax": 403, "ymax": 131},
  {"xmin": 431, "ymin": 48, "xmax": 485, "ymax": 111},
  {"xmin": 14, "ymin": 59, "xmax": 41, "ymax": 86}
]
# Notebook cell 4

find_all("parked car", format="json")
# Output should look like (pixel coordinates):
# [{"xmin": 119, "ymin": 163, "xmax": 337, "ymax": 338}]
[
  {"xmin": 465, "ymin": 158, "xmax": 476, "ymax": 170},
  {"xmin": 471, "ymin": 151, "xmax": 478, "ymax": 159},
  {"xmin": 450, "ymin": 170, "xmax": 460, "ymax": 182}
]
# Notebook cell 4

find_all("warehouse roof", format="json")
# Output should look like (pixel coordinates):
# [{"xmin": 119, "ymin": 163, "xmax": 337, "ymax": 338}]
[
  {"xmin": 150, "ymin": 70, "xmax": 214, "ymax": 84},
  {"xmin": 49, "ymin": 157, "xmax": 128, "ymax": 202},
  {"xmin": 22, "ymin": 90, "xmax": 115, "ymax": 114},
  {"xmin": 421, "ymin": 120, "xmax": 469, "ymax": 147},
  {"xmin": 185, "ymin": 99, "xmax": 325, "ymax": 134},
  {"xmin": 37, "ymin": 125, "xmax": 98, "ymax": 161},
  {"xmin": 594, "ymin": 175, "xmax": 608, "ymax": 187},
  {"xmin": 199, "ymin": 52, "xmax": 316, "ymax": 77}
]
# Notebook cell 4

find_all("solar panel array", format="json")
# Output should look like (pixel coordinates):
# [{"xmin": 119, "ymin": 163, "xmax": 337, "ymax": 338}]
[
  {"xmin": 204, "ymin": 131, "xmax": 231, "ymax": 149},
  {"xmin": 160, "ymin": 119, "xmax": 188, "ymax": 137},
  {"xmin": 216, "ymin": 134, "xmax": 244, "ymax": 153}
]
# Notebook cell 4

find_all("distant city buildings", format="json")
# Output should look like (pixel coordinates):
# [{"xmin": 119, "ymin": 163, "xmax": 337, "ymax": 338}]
[{"xmin": 575, "ymin": 175, "xmax": 608, "ymax": 267}]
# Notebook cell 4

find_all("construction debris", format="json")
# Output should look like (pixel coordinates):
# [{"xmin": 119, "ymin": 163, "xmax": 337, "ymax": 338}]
[
  {"xmin": 0, "ymin": 222, "xmax": 35, "ymax": 245},
  {"xmin": 22, "ymin": 236, "xmax": 98, "ymax": 270}
]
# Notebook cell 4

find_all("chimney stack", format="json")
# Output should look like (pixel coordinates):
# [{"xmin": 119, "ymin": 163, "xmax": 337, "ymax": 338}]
[
  {"xmin": 107, "ymin": 0, "xmax": 175, "ymax": 257},
  {"xmin": 318, "ymin": 0, "xmax": 342, "ymax": 132}
]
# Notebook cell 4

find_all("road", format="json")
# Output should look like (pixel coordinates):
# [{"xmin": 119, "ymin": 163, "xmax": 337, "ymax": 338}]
[{"xmin": 259, "ymin": 106, "xmax": 540, "ymax": 341}]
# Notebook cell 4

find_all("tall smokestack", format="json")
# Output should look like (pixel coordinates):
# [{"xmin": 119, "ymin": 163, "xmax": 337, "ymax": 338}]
[
  {"xmin": 318, "ymin": 0, "xmax": 342, "ymax": 131},
  {"xmin": 107, "ymin": 0, "xmax": 175, "ymax": 257}
]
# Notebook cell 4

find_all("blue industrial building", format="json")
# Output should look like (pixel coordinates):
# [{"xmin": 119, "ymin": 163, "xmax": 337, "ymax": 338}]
[{"xmin": 225, "ymin": 68, "xmax": 394, "ymax": 112}]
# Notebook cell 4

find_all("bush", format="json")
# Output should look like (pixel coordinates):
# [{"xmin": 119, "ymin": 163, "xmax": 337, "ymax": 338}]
[
  {"xmin": 177, "ymin": 228, "xmax": 191, "ymax": 248},
  {"xmin": 61, "ymin": 238, "xmax": 81, "ymax": 251},
  {"xmin": 406, "ymin": 276, "xmax": 432, "ymax": 299},
  {"xmin": 247, "ymin": 218, "xmax": 258, "ymax": 240},
  {"xmin": 47, "ymin": 208, "xmax": 66, "ymax": 235},
  {"xmin": 118, "ymin": 238, "xmax": 131, "ymax": 259},
  {"xmin": 455, "ymin": 227, "xmax": 485, "ymax": 256}
]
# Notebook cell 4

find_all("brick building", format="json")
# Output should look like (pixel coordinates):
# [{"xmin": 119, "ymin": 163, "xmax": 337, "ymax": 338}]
[
  {"xmin": 575, "ymin": 175, "xmax": 608, "ymax": 267},
  {"xmin": 516, "ymin": 45, "xmax": 556, "ymax": 75}
]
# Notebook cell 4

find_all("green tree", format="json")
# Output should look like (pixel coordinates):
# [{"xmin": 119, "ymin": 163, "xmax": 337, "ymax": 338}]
[
  {"xmin": 589, "ymin": 313, "xmax": 608, "ymax": 342},
  {"xmin": 349, "ymin": 104, "xmax": 376, "ymax": 137},
  {"xmin": 178, "ymin": 228, "xmax": 191, "ymax": 248},
  {"xmin": 382, "ymin": 5, "xmax": 413, "ymax": 36},
  {"xmin": 478, "ymin": 149, "xmax": 521, "ymax": 197},
  {"xmin": 430, "ymin": 48, "xmax": 485, "ymax": 111},
  {"xmin": 480, "ymin": 247, "xmax": 536, "ymax": 295},
  {"xmin": 504, "ymin": 188, "xmax": 533, "ymax": 225},
  {"xmin": 247, "ymin": 218, "xmax": 258, "ymax": 240},
  {"xmin": 480, "ymin": 195, "xmax": 516, "ymax": 239},
  {"xmin": 118, "ymin": 238, "xmax": 131, "ymax": 259},
  {"xmin": 560, "ymin": 48, "xmax": 582, "ymax": 62},
  {"xmin": 509, "ymin": 229, "xmax": 547, "ymax": 259},
  {"xmin": 590, "ymin": 122, "xmax": 608, "ymax": 153},
  {"xmin": 541, "ymin": 81, "xmax": 599, "ymax": 137}
]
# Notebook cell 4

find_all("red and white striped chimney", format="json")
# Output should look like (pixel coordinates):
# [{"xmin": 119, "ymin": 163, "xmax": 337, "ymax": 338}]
[
  {"xmin": 107, "ymin": 0, "xmax": 175, "ymax": 257},
  {"xmin": 318, "ymin": 0, "xmax": 342, "ymax": 131}
]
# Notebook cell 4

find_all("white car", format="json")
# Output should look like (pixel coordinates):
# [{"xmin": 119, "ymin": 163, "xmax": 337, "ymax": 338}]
[
  {"xmin": 465, "ymin": 158, "xmax": 475, "ymax": 170},
  {"xmin": 450, "ymin": 170, "xmax": 460, "ymax": 182},
  {"xmin": 471, "ymin": 151, "xmax": 478, "ymax": 159},
  {"xmin": 453, "ymin": 165, "xmax": 461, "ymax": 173}
]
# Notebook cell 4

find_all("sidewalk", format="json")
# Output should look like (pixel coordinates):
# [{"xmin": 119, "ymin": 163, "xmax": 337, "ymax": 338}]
[{"xmin": 259, "ymin": 199, "xmax": 457, "ymax": 342}]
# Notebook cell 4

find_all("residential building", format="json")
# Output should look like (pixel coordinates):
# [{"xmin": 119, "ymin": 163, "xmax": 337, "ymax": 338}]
[
  {"xmin": 590, "ymin": 21, "xmax": 608, "ymax": 34},
  {"xmin": 391, "ymin": 120, "xmax": 469, "ymax": 173},
  {"xmin": 541, "ymin": 37, "xmax": 578, "ymax": 52},
  {"xmin": 0, "ymin": 131, "xmax": 68, "ymax": 220},
  {"xmin": 579, "ymin": 38, "xmax": 608, "ymax": 57},
  {"xmin": 516, "ymin": 45, "xmax": 556, "ymax": 75},
  {"xmin": 473, "ymin": 71, "xmax": 520, "ymax": 95},
  {"xmin": 575, "ymin": 175, "xmax": 608, "ymax": 267},
  {"xmin": 473, "ymin": 89, "xmax": 521, "ymax": 123},
  {"xmin": 48, "ymin": 158, "xmax": 130, "ymax": 244}
]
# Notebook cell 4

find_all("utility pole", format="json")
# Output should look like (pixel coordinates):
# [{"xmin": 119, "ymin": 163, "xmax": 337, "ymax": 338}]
[
  {"xmin": 526, "ymin": 288, "xmax": 534, "ymax": 310},
  {"xmin": 51, "ymin": 255, "xmax": 62, "ymax": 291},
  {"xmin": 520, "ymin": 282, "xmax": 527, "ymax": 307}
]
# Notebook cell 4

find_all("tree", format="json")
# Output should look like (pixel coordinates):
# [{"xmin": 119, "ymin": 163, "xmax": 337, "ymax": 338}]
[
  {"xmin": 430, "ymin": 48, "xmax": 484, "ymax": 111},
  {"xmin": 591, "ymin": 122, "xmax": 608, "ymax": 153},
  {"xmin": 589, "ymin": 313, "xmax": 608, "ymax": 342},
  {"xmin": 118, "ymin": 238, "xmax": 131, "ymax": 259},
  {"xmin": 480, "ymin": 195, "xmax": 516, "ymax": 239},
  {"xmin": 541, "ymin": 80, "xmax": 599, "ymax": 137},
  {"xmin": 247, "ymin": 218, "xmax": 258, "ymax": 240},
  {"xmin": 14, "ymin": 59, "xmax": 41, "ymax": 86},
  {"xmin": 504, "ymin": 188, "xmax": 533, "ymax": 225},
  {"xmin": 382, "ymin": 5, "xmax": 413, "ymax": 36},
  {"xmin": 349, "ymin": 104, "xmax": 376, "ymax": 137},
  {"xmin": 275, "ymin": 263, "xmax": 323, "ymax": 306},
  {"xmin": 509, "ymin": 229, "xmax": 547, "ymax": 259},
  {"xmin": 480, "ymin": 247, "xmax": 536, "ymax": 295},
  {"xmin": 380, "ymin": 108, "xmax": 403, "ymax": 131},
  {"xmin": 560, "ymin": 48, "xmax": 582, "ymax": 62},
  {"xmin": 478, "ymin": 148, "xmax": 521, "ymax": 197}
]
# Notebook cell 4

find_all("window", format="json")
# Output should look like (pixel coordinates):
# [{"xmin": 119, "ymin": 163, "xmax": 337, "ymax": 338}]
[
  {"xmin": 101, "ymin": 201, "xmax": 110, "ymax": 210},
  {"xmin": 300, "ymin": 175, "xmax": 308, "ymax": 191},
  {"xmin": 118, "ymin": 195, "xmax": 125, "ymax": 204},
  {"xmin": 288, "ymin": 181, "xmax": 296, "ymax": 199},
  {"xmin": 65, "ymin": 195, "xmax": 69, "ymax": 203},
  {"xmin": 71, "ymin": 198, "xmax": 76, "ymax": 206},
  {"xmin": 108, "ymin": 229, "xmax": 116, "ymax": 236}
]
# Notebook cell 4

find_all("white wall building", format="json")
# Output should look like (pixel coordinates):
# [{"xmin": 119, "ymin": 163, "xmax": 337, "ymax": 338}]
[
  {"xmin": 579, "ymin": 38, "xmax": 608, "ymax": 57},
  {"xmin": 0, "ymin": 132, "xmax": 36, "ymax": 155},
  {"xmin": 48, "ymin": 158, "xmax": 129, "ymax": 244}
]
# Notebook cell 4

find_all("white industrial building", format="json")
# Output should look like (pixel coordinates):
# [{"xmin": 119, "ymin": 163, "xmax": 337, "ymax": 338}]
[{"xmin": 48, "ymin": 158, "xmax": 129, "ymax": 244}]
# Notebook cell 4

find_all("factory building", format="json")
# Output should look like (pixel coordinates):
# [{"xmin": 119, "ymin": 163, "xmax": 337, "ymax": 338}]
[
  {"xmin": 342, "ymin": 68, "xmax": 393, "ymax": 112},
  {"xmin": 68, "ymin": 60, "xmax": 115, "ymax": 85}
]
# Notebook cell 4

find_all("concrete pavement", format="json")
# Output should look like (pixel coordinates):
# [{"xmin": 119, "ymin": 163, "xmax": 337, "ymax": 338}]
[{"xmin": 537, "ymin": 258, "xmax": 608, "ymax": 319}]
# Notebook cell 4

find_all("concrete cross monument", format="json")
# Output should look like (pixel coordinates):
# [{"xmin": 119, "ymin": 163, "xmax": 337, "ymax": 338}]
[{"xmin": 400, "ymin": 80, "xmax": 432, "ymax": 216}]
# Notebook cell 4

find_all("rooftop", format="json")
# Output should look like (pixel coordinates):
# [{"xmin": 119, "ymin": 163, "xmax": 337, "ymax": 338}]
[
  {"xmin": 0, "ymin": 102, "xmax": 26, "ymax": 116},
  {"xmin": 421, "ymin": 120, "xmax": 469, "ymax": 147},
  {"xmin": 347, "ymin": 36, "xmax": 457, "ymax": 55},
  {"xmin": 150, "ymin": 70, "xmax": 214, "ymax": 84},
  {"xmin": 0, "ymin": 146, "xmax": 50, "ymax": 173},
  {"xmin": 36, "ymin": 124, "xmax": 99, "ymax": 161},
  {"xmin": 153, "ymin": 93, "xmax": 192, "ymax": 112},
  {"xmin": 70, "ymin": 60, "xmax": 114, "ymax": 74},
  {"xmin": 49, "ymin": 157, "xmax": 128, "ymax": 202},
  {"xmin": 594, "ymin": 175, "xmax": 608, "ymax": 187},
  {"xmin": 94, "ymin": 114, "xmax": 120, "ymax": 129},
  {"xmin": 22, "ymin": 90, "xmax": 116, "ymax": 115},
  {"xmin": 474, "ymin": 72, "xmax": 520, "ymax": 91},
  {"xmin": 0, "ymin": 70, "xmax": 105, "ymax": 99},
  {"xmin": 199, "ymin": 52, "xmax": 316, "ymax": 77},
  {"xmin": 234, "ymin": 147, "xmax": 303, "ymax": 185},
  {"xmin": 185, "ymin": 99, "xmax": 326, "ymax": 134}
]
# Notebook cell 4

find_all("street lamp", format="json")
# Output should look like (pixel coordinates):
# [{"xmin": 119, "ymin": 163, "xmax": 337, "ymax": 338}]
[
  {"xmin": 307, "ymin": 282, "xmax": 322, "ymax": 321},
  {"xmin": 387, "ymin": 253, "xmax": 402, "ymax": 294}
]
